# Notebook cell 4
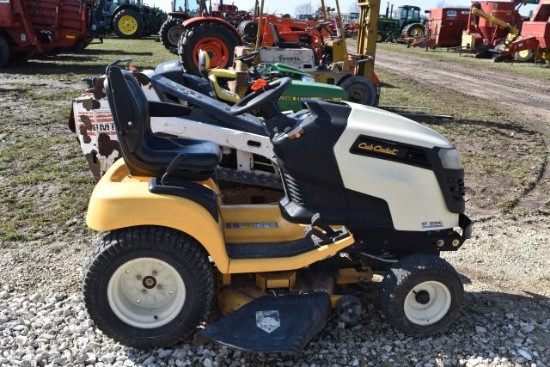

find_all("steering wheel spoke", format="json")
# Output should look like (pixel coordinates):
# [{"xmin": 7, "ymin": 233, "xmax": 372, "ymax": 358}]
[{"xmin": 229, "ymin": 77, "xmax": 292, "ymax": 116}]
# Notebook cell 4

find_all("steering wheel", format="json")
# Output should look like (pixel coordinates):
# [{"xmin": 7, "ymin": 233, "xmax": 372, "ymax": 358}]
[{"xmin": 229, "ymin": 77, "xmax": 292, "ymax": 116}]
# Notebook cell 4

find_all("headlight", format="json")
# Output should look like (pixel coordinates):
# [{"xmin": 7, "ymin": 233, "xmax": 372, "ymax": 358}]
[
  {"xmin": 301, "ymin": 75, "xmax": 315, "ymax": 83},
  {"xmin": 438, "ymin": 148, "xmax": 463, "ymax": 169}
]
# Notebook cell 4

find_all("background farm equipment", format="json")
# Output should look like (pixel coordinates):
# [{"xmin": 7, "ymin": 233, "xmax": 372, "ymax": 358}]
[
  {"xmin": 244, "ymin": 0, "xmax": 381, "ymax": 107},
  {"xmin": 91, "ymin": 0, "xmax": 166, "ymax": 40},
  {"xmin": 377, "ymin": 4, "xmax": 426, "ymax": 43},
  {"xmin": 176, "ymin": 3, "xmax": 328, "ymax": 75},
  {"xmin": 411, "ymin": 7, "xmax": 470, "ymax": 49},
  {"xmin": 0, "ymin": 0, "xmax": 93, "ymax": 68},
  {"xmin": 510, "ymin": 0, "xmax": 550, "ymax": 63},
  {"xmin": 159, "ymin": 0, "xmax": 253, "ymax": 53}
]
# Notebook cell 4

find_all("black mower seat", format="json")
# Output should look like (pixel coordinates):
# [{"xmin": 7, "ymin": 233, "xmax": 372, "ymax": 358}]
[
  {"xmin": 149, "ymin": 73, "xmax": 268, "ymax": 137},
  {"xmin": 106, "ymin": 66, "xmax": 222, "ymax": 181}
]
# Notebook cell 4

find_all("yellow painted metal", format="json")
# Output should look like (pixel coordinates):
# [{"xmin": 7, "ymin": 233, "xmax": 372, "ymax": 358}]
[
  {"xmin": 221, "ymin": 204, "xmax": 305, "ymax": 243},
  {"xmin": 356, "ymin": 1, "xmax": 380, "ymax": 80},
  {"xmin": 208, "ymin": 70, "xmax": 240, "ymax": 103},
  {"xmin": 86, "ymin": 159, "xmax": 230, "ymax": 271},
  {"xmin": 255, "ymin": 271, "xmax": 297, "ymax": 291},
  {"xmin": 335, "ymin": 267, "xmax": 374, "ymax": 285},
  {"xmin": 218, "ymin": 287, "xmax": 266, "ymax": 316}
]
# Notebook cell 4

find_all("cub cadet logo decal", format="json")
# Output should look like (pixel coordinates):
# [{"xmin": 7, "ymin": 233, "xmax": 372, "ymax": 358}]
[
  {"xmin": 256, "ymin": 310, "xmax": 280, "ymax": 333},
  {"xmin": 357, "ymin": 142, "xmax": 399, "ymax": 156}
]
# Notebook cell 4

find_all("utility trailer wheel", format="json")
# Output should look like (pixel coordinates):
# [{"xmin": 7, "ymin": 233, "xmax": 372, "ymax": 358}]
[
  {"xmin": 380, "ymin": 254, "xmax": 463, "ymax": 337},
  {"xmin": 179, "ymin": 22, "xmax": 239, "ymax": 76},
  {"xmin": 0, "ymin": 35, "xmax": 10, "ymax": 68},
  {"xmin": 338, "ymin": 76, "xmax": 377, "ymax": 107},
  {"xmin": 160, "ymin": 17, "xmax": 185, "ymax": 53},
  {"xmin": 82, "ymin": 226, "xmax": 215, "ymax": 348},
  {"xmin": 113, "ymin": 9, "xmax": 144, "ymax": 39}
]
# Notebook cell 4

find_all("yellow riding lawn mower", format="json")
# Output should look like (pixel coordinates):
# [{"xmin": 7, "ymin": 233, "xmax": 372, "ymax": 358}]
[{"xmin": 82, "ymin": 65, "xmax": 472, "ymax": 352}]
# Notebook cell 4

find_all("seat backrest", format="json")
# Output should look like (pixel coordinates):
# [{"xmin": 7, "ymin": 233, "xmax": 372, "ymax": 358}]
[
  {"xmin": 106, "ymin": 66, "xmax": 222, "ymax": 181},
  {"xmin": 270, "ymin": 23, "xmax": 305, "ymax": 49}
]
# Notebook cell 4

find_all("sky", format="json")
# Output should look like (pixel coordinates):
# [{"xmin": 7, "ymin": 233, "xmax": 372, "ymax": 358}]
[{"xmin": 148, "ymin": 0, "xmax": 537, "ymax": 18}]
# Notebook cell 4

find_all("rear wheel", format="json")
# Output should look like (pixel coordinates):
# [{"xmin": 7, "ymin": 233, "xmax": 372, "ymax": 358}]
[
  {"xmin": 238, "ymin": 20, "xmax": 258, "ymax": 43},
  {"xmin": 82, "ymin": 226, "xmax": 216, "ymax": 348},
  {"xmin": 338, "ymin": 76, "xmax": 377, "ymax": 106},
  {"xmin": 179, "ymin": 22, "xmax": 239, "ymax": 76},
  {"xmin": 0, "ymin": 35, "xmax": 10, "ymax": 68},
  {"xmin": 380, "ymin": 254, "xmax": 463, "ymax": 337},
  {"xmin": 160, "ymin": 17, "xmax": 185, "ymax": 53},
  {"xmin": 514, "ymin": 49, "xmax": 533, "ymax": 62},
  {"xmin": 376, "ymin": 32, "xmax": 385, "ymax": 43},
  {"xmin": 113, "ymin": 9, "xmax": 144, "ymax": 39},
  {"xmin": 403, "ymin": 23, "xmax": 425, "ymax": 38}
]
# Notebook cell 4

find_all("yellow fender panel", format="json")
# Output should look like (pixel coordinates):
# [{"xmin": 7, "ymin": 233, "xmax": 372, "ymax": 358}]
[{"xmin": 86, "ymin": 159, "xmax": 230, "ymax": 272}]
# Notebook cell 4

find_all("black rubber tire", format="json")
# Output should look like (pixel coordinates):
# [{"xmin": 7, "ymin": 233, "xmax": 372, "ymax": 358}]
[
  {"xmin": 380, "ymin": 254, "xmax": 463, "ymax": 337},
  {"xmin": 237, "ymin": 20, "xmax": 258, "ymax": 43},
  {"xmin": 0, "ymin": 35, "xmax": 10, "ymax": 68},
  {"xmin": 8, "ymin": 50, "xmax": 34, "ymax": 64},
  {"xmin": 178, "ymin": 22, "xmax": 239, "ymax": 76},
  {"xmin": 160, "ymin": 17, "xmax": 185, "ymax": 53},
  {"xmin": 376, "ymin": 32, "xmax": 385, "ymax": 43},
  {"xmin": 338, "ymin": 76, "xmax": 377, "ymax": 106},
  {"xmin": 113, "ymin": 9, "xmax": 144, "ymax": 39},
  {"xmin": 403, "ymin": 23, "xmax": 425, "ymax": 38},
  {"xmin": 514, "ymin": 49, "xmax": 534, "ymax": 62},
  {"xmin": 82, "ymin": 226, "xmax": 216, "ymax": 348}
]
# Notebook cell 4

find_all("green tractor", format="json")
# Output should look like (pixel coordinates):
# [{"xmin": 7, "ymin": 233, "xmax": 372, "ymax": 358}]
[
  {"xmin": 377, "ymin": 4, "xmax": 425, "ymax": 42},
  {"xmin": 92, "ymin": 0, "xmax": 166, "ymax": 39}
]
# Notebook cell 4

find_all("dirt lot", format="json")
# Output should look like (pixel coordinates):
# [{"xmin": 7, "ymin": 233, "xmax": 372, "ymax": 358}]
[{"xmin": 0, "ymin": 44, "xmax": 549, "ymax": 365}]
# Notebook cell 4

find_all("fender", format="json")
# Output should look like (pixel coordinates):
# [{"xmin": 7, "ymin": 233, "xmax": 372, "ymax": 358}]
[
  {"xmin": 182, "ymin": 17, "xmax": 241, "ymax": 43},
  {"xmin": 86, "ymin": 159, "xmax": 231, "ymax": 272}
]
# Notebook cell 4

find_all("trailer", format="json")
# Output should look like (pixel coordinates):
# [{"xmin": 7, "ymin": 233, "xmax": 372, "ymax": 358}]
[
  {"xmin": 510, "ymin": 0, "xmax": 550, "ymax": 62},
  {"xmin": 413, "ymin": 8, "xmax": 470, "ymax": 49},
  {"xmin": 0, "ymin": 0, "xmax": 93, "ymax": 68}
]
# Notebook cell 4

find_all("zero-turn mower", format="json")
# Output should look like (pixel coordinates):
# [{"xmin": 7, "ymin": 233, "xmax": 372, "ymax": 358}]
[{"xmin": 81, "ymin": 65, "xmax": 472, "ymax": 353}]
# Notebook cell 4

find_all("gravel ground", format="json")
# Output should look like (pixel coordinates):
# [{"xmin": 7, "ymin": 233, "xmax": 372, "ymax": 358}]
[{"xmin": 1, "ymin": 49, "xmax": 550, "ymax": 366}]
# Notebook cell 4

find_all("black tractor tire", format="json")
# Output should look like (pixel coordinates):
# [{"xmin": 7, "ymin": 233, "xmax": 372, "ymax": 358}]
[
  {"xmin": 178, "ymin": 22, "xmax": 239, "ymax": 76},
  {"xmin": 8, "ymin": 50, "xmax": 34, "ymax": 64},
  {"xmin": 376, "ymin": 32, "xmax": 385, "ymax": 43},
  {"xmin": 113, "ymin": 9, "xmax": 144, "ymax": 39},
  {"xmin": 514, "ymin": 49, "xmax": 534, "ymax": 62},
  {"xmin": 380, "ymin": 254, "xmax": 464, "ymax": 337},
  {"xmin": 403, "ymin": 23, "xmax": 425, "ymax": 38},
  {"xmin": 82, "ymin": 226, "xmax": 216, "ymax": 348},
  {"xmin": 0, "ymin": 35, "xmax": 10, "ymax": 68},
  {"xmin": 160, "ymin": 17, "xmax": 185, "ymax": 53},
  {"xmin": 238, "ymin": 20, "xmax": 258, "ymax": 43},
  {"xmin": 338, "ymin": 76, "xmax": 377, "ymax": 106}
]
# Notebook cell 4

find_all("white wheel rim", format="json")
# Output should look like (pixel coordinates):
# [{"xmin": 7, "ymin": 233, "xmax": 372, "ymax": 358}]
[
  {"xmin": 108, "ymin": 257, "xmax": 186, "ymax": 329},
  {"xmin": 403, "ymin": 280, "xmax": 451, "ymax": 325}
]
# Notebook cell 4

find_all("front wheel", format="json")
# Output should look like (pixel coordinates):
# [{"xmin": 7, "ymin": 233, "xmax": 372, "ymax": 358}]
[
  {"xmin": 82, "ymin": 226, "xmax": 216, "ymax": 348},
  {"xmin": 380, "ymin": 254, "xmax": 463, "ymax": 337},
  {"xmin": 338, "ymin": 76, "xmax": 377, "ymax": 106}
]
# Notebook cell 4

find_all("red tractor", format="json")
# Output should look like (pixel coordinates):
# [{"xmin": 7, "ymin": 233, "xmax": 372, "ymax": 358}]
[
  {"xmin": 159, "ymin": 0, "xmax": 327, "ymax": 76},
  {"xmin": 159, "ymin": 0, "xmax": 252, "ymax": 54},
  {"xmin": 0, "ymin": 0, "xmax": 93, "ymax": 68}
]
